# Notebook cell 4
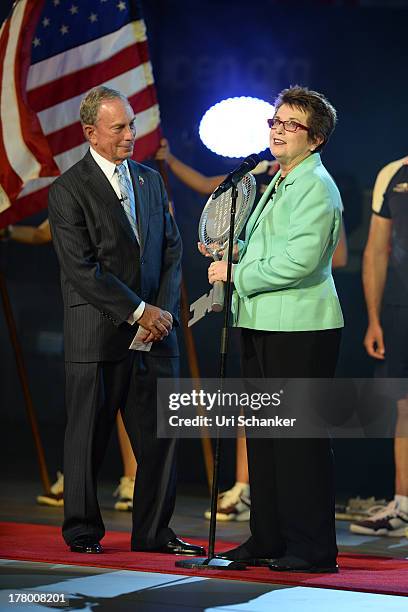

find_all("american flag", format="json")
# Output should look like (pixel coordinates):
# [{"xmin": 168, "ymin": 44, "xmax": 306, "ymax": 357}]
[{"xmin": 0, "ymin": 0, "xmax": 161, "ymax": 229}]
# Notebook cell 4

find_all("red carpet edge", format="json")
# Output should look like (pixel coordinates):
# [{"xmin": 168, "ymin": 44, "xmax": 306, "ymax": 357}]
[{"xmin": 0, "ymin": 522, "xmax": 407, "ymax": 596}]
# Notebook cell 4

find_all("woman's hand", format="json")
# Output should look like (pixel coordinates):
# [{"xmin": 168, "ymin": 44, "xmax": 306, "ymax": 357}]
[
  {"xmin": 208, "ymin": 260, "xmax": 229, "ymax": 283},
  {"xmin": 197, "ymin": 241, "xmax": 222, "ymax": 258},
  {"xmin": 198, "ymin": 241, "xmax": 239, "ymax": 261}
]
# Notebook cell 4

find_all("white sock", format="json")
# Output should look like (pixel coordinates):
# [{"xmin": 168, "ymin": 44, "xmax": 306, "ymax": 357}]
[{"xmin": 395, "ymin": 494, "xmax": 408, "ymax": 513}]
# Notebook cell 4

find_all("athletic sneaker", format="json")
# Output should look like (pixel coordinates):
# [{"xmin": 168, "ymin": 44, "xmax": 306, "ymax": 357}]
[
  {"xmin": 204, "ymin": 482, "xmax": 250, "ymax": 521},
  {"xmin": 335, "ymin": 496, "xmax": 387, "ymax": 520},
  {"xmin": 36, "ymin": 471, "xmax": 64, "ymax": 507},
  {"xmin": 113, "ymin": 476, "xmax": 135, "ymax": 511},
  {"xmin": 350, "ymin": 499, "xmax": 408, "ymax": 537}
]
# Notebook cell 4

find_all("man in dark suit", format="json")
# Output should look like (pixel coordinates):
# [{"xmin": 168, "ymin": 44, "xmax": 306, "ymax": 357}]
[{"xmin": 48, "ymin": 86, "xmax": 204, "ymax": 556}]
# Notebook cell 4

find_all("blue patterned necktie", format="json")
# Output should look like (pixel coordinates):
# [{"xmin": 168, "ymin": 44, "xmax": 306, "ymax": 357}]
[{"xmin": 116, "ymin": 163, "xmax": 139, "ymax": 242}]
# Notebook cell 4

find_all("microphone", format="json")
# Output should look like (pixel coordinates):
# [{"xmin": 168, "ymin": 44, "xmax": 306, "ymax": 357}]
[{"xmin": 212, "ymin": 153, "xmax": 261, "ymax": 199}]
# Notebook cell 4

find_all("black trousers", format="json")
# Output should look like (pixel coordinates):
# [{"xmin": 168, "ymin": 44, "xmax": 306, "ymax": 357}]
[
  {"xmin": 62, "ymin": 352, "xmax": 178, "ymax": 550},
  {"xmin": 241, "ymin": 327, "xmax": 341, "ymax": 565}
]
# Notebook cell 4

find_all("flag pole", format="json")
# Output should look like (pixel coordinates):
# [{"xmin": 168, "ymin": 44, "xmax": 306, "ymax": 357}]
[
  {"xmin": 0, "ymin": 261, "xmax": 51, "ymax": 494},
  {"xmin": 156, "ymin": 159, "xmax": 214, "ymax": 493}
]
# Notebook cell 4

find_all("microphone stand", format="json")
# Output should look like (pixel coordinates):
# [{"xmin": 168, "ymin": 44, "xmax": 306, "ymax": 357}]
[{"xmin": 176, "ymin": 179, "xmax": 246, "ymax": 570}]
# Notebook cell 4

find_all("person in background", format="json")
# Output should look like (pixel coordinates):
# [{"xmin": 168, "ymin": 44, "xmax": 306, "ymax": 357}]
[
  {"xmin": 0, "ymin": 220, "xmax": 136, "ymax": 512},
  {"xmin": 350, "ymin": 156, "xmax": 408, "ymax": 538},
  {"xmin": 205, "ymin": 86, "xmax": 344, "ymax": 572},
  {"xmin": 155, "ymin": 137, "xmax": 347, "ymax": 524}
]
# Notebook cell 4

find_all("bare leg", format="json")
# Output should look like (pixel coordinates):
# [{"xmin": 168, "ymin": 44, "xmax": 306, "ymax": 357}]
[
  {"xmin": 236, "ymin": 435, "xmax": 249, "ymax": 484},
  {"xmin": 349, "ymin": 397, "xmax": 408, "ymax": 536},
  {"xmin": 203, "ymin": 434, "xmax": 250, "ymax": 521},
  {"xmin": 395, "ymin": 398, "xmax": 408, "ymax": 496},
  {"xmin": 117, "ymin": 411, "xmax": 137, "ymax": 477}
]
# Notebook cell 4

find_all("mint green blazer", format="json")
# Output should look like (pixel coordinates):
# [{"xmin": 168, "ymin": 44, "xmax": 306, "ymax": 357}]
[{"xmin": 232, "ymin": 153, "xmax": 344, "ymax": 332}]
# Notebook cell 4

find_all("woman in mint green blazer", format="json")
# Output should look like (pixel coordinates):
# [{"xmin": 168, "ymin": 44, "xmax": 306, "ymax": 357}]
[{"xmin": 209, "ymin": 86, "xmax": 344, "ymax": 573}]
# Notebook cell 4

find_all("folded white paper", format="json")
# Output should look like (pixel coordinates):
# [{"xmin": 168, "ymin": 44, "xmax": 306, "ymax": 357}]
[{"xmin": 129, "ymin": 326, "xmax": 153, "ymax": 351}]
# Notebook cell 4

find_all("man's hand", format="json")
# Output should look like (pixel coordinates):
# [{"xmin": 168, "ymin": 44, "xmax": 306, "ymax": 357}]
[
  {"xmin": 364, "ymin": 322, "xmax": 385, "ymax": 359},
  {"xmin": 138, "ymin": 304, "xmax": 173, "ymax": 342}
]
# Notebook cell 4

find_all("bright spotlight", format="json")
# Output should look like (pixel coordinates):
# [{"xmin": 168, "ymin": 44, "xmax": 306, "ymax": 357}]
[{"xmin": 199, "ymin": 96, "xmax": 274, "ymax": 159}]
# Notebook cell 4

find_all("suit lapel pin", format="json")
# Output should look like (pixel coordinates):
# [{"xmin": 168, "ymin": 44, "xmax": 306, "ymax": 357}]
[{"xmin": 138, "ymin": 175, "xmax": 144, "ymax": 186}]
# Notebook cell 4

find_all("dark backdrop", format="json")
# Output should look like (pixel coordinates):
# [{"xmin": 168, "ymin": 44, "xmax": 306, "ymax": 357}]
[{"xmin": 1, "ymin": 0, "xmax": 407, "ymax": 498}]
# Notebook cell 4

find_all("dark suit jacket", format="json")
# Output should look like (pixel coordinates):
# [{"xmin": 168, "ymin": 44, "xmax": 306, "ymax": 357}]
[{"xmin": 48, "ymin": 150, "xmax": 182, "ymax": 362}]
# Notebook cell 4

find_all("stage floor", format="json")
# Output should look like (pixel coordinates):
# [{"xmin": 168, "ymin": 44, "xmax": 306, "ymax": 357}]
[
  {"xmin": 1, "ymin": 479, "xmax": 407, "ymax": 611},
  {"xmin": 1, "ymin": 559, "xmax": 408, "ymax": 612}
]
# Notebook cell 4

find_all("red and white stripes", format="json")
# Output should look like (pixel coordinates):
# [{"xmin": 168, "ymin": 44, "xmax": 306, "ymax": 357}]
[
  {"xmin": 0, "ymin": 4, "xmax": 161, "ymax": 227},
  {"xmin": 0, "ymin": 0, "xmax": 58, "ymax": 219}
]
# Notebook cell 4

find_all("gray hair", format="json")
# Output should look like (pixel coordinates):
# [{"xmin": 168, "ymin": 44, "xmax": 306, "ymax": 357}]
[{"xmin": 79, "ymin": 86, "xmax": 128, "ymax": 125}]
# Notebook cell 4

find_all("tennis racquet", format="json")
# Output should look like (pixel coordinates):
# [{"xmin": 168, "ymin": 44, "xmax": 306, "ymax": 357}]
[{"xmin": 198, "ymin": 173, "xmax": 257, "ymax": 312}]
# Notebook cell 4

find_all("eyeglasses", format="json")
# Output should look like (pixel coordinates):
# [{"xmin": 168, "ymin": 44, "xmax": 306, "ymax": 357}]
[{"xmin": 267, "ymin": 118, "xmax": 309, "ymax": 133}]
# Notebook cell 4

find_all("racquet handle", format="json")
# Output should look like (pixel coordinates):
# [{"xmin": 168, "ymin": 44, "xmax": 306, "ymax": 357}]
[{"xmin": 211, "ymin": 281, "xmax": 225, "ymax": 312}]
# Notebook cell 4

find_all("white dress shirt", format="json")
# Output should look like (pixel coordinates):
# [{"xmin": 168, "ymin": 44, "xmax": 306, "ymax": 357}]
[{"xmin": 89, "ymin": 147, "xmax": 145, "ymax": 324}]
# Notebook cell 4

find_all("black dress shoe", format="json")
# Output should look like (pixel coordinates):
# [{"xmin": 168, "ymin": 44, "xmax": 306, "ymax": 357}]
[
  {"xmin": 269, "ymin": 555, "xmax": 338, "ymax": 573},
  {"xmin": 216, "ymin": 543, "xmax": 279, "ymax": 567},
  {"xmin": 155, "ymin": 537, "xmax": 206, "ymax": 556},
  {"xmin": 70, "ymin": 536, "xmax": 103, "ymax": 554}
]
